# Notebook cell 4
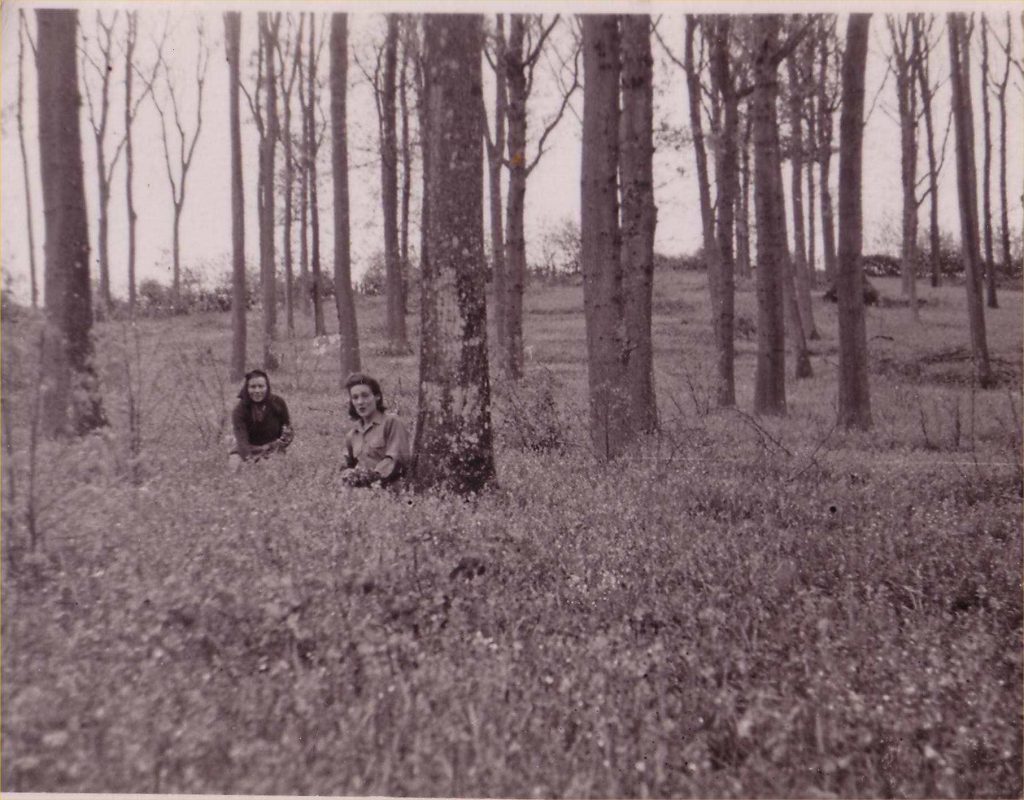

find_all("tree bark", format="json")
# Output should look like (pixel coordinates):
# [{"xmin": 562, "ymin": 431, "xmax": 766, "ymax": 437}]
[
  {"xmin": 399, "ymin": 25, "xmax": 412, "ymax": 316},
  {"xmin": 817, "ymin": 18, "xmax": 838, "ymax": 284},
  {"xmin": 785, "ymin": 43, "xmax": 819, "ymax": 339},
  {"xmin": 413, "ymin": 13, "xmax": 496, "ymax": 494},
  {"xmin": 804, "ymin": 31, "xmax": 817, "ymax": 289},
  {"xmin": 36, "ymin": 9, "xmax": 106, "ymax": 436},
  {"xmin": 836, "ymin": 14, "xmax": 872, "ymax": 430},
  {"xmin": 309, "ymin": 16, "xmax": 326, "ymax": 336},
  {"xmin": 330, "ymin": 13, "xmax": 361, "ymax": 377},
  {"xmin": 708, "ymin": 15, "xmax": 737, "ymax": 406},
  {"xmin": 581, "ymin": 15, "xmax": 631, "ymax": 458},
  {"xmin": 17, "ymin": 11, "xmax": 39, "ymax": 309},
  {"xmin": 996, "ymin": 13, "xmax": 1012, "ymax": 276},
  {"xmin": 736, "ymin": 111, "xmax": 752, "ymax": 279},
  {"xmin": 487, "ymin": 15, "xmax": 509, "ymax": 359},
  {"xmin": 296, "ymin": 16, "xmax": 310, "ymax": 316},
  {"xmin": 382, "ymin": 15, "xmax": 409, "ymax": 352},
  {"xmin": 124, "ymin": 12, "xmax": 138, "ymax": 315},
  {"xmin": 913, "ymin": 14, "xmax": 942, "ymax": 289},
  {"xmin": 259, "ymin": 14, "xmax": 280, "ymax": 366},
  {"xmin": 281, "ymin": 17, "xmax": 303, "ymax": 334},
  {"xmin": 980, "ymin": 16, "xmax": 997, "ymax": 308},
  {"xmin": 620, "ymin": 14, "xmax": 658, "ymax": 430},
  {"xmin": 751, "ymin": 15, "xmax": 791, "ymax": 415},
  {"xmin": 948, "ymin": 13, "xmax": 993, "ymax": 387},
  {"xmin": 503, "ymin": 15, "xmax": 529, "ymax": 378},
  {"xmin": 226, "ymin": 12, "xmax": 247, "ymax": 381}
]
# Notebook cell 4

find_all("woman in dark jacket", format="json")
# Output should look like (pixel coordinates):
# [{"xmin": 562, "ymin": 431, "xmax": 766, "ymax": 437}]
[{"xmin": 229, "ymin": 369, "xmax": 294, "ymax": 471}]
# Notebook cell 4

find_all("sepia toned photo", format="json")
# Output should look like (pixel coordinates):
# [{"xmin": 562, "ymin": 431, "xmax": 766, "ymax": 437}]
[{"xmin": 1, "ymin": 1, "xmax": 1021, "ymax": 796}]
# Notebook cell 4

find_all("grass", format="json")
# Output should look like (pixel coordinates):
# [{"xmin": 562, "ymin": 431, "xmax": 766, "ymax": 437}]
[{"xmin": 2, "ymin": 269, "xmax": 1021, "ymax": 797}]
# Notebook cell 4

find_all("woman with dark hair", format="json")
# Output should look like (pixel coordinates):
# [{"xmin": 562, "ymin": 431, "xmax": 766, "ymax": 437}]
[
  {"xmin": 341, "ymin": 372, "xmax": 411, "ymax": 487},
  {"xmin": 228, "ymin": 369, "xmax": 294, "ymax": 471}
]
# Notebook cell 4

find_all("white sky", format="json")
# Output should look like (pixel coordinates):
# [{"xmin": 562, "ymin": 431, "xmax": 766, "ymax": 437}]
[{"xmin": 2, "ymin": 1, "xmax": 1022, "ymax": 303}]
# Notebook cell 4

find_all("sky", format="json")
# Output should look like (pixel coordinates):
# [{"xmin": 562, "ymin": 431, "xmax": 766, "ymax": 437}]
[{"xmin": 1, "ymin": 1, "xmax": 1022, "ymax": 304}]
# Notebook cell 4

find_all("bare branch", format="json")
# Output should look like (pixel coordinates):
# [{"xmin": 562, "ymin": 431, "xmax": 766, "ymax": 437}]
[{"xmin": 525, "ymin": 31, "xmax": 580, "ymax": 175}]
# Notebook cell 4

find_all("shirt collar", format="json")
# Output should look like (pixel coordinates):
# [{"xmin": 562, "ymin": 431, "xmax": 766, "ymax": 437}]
[{"xmin": 355, "ymin": 410, "xmax": 385, "ymax": 433}]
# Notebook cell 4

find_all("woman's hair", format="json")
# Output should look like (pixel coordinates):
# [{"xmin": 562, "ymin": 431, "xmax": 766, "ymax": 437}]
[
  {"xmin": 238, "ymin": 369, "xmax": 271, "ymax": 403},
  {"xmin": 344, "ymin": 372, "xmax": 386, "ymax": 420}
]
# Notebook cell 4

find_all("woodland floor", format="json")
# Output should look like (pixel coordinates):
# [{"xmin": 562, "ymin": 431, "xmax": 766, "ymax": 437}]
[{"xmin": 2, "ymin": 270, "xmax": 1021, "ymax": 797}]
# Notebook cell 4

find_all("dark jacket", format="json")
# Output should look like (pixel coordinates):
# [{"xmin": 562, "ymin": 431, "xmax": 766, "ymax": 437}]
[{"xmin": 232, "ymin": 377, "xmax": 293, "ymax": 459}]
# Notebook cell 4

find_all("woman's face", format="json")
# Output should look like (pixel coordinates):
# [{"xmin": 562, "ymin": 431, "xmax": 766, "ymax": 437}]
[
  {"xmin": 247, "ymin": 376, "xmax": 268, "ymax": 403},
  {"xmin": 349, "ymin": 384, "xmax": 379, "ymax": 421}
]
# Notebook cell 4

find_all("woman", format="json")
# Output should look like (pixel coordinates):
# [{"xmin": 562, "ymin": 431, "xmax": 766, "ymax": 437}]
[
  {"xmin": 341, "ymin": 372, "xmax": 411, "ymax": 487},
  {"xmin": 229, "ymin": 369, "xmax": 294, "ymax": 471}
]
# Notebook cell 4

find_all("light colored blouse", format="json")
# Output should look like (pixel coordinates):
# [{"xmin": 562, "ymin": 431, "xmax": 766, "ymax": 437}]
[{"xmin": 344, "ymin": 410, "xmax": 411, "ymax": 479}]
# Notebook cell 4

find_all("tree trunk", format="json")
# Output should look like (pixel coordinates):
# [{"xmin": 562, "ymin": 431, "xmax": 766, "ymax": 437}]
[
  {"xmin": 708, "ymin": 15, "xmax": 737, "ymax": 406},
  {"xmin": 889, "ymin": 17, "xmax": 920, "ymax": 321},
  {"xmin": 330, "ymin": 13, "xmax": 361, "ymax": 377},
  {"xmin": 684, "ymin": 15, "xmax": 721, "ymax": 316},
  {"xmin": 18, "ymin": 12, "xmax": 39, "ymax": 310},
  {"xmin": 259, "ymin": 14, "xmax": 280, "ymax": 367},
  {"xmin": 503, "ymin": 15, "xmax": 528, "ymax": 379},
  {"xmin": 581, "ymin": 15, "xmax": 631, "ymax": 459},
  {"xmin": 836, "ymin": 14, "xmax": 872, "ymax": 430},
  {"xmin": 914, "ymin": 15, "xmax": 942, "ymax": 289},
  {"xmin": 125, "ymin": 12, "xmax": 138, "ymax": 316},
  {"xmin": 225, "ymin": 11, "xmax": 246, "ymax": 381},
  {"xmin": 282, "ymin": 22, "xmax": 300, "ymax": 334},
  {"xmin": 36, "ymin": 9, "xmax": 106, "ymax": 436},
  {"xmin": 736, "ymin": 111, "xmax": 752, "ymax": 279},
  {"xmin": 309, "ymin": 16, "xmax": 326, "ymax": 337},
  {"xmin": 980, "ymin": 16, "xmax": 997, "ymax": 308},
  {"xmin": 751, "ymin": 15, "xmax": 790, "ymax": 415},
  {"xmin": 620, "ymin": 14, "xmax": 658, "ymax": 430},
  {"xmin": 488, "ymin": 15, "xmax": 509, "ymax": 360},
  {"xmin": 948, "ymin": 13, "xmax": 993, "ymax": 387},
  {"xmin": 786, "ymin": 46, "xmax": 819, "ymax": 339},
  {"xmin": 817, "ymin": 21, "xmax": 838, "ymax": 284},
  {"xmin": 805, "ymin": 33, "xmax": 817, "ymax": 290},
  {"xmin": 297, "ymin": 16, "xmax": 310, "ymax": 316},
  {"xmin": 996, "ymin": 14, "xmax": 1012, "ymax": 276},
  {"xmin": 413, "ymin": 13, "xmax": 496, "ymax": 494},
  {"xmin": 382, "ymin": 15, "xmax": 409, "ymax": 352},
  {"xmin": 399, "ymin": 28, "xmax": 412, "ymax": 316}
]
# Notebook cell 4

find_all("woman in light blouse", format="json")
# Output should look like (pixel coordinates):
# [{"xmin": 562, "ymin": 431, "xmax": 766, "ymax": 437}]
[{"xmin": 340, "ymin": 372, "xmax": 411, "ymax": 487}]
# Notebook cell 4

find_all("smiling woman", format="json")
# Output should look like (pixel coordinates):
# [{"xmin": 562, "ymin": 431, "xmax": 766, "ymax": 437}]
[
  {"xmin": 341, "ymin": 372, "xmax": 411, "ymax": 487},
  {"xmin": 228, "ymin": 369, "xmax": 294, "ymax": 471}
]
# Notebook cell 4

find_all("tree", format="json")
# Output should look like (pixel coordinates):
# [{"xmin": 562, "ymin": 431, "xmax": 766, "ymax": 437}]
[
  {"xmin": 948, "ymin": 13, "xmax": 993, "ymax": 387},
  {"xmin": 36, "ymin": 8, "xmax": 106, "ymax": 436},
  {"xmin": 501, "ymin": 14, "xmax": 580, "ymax": 378},
  {"xmin": 17, "ymin": 12, "xmax": 39, "ymax": 309},
  {"xmin": 912, "ymin": 14, "xmax": 947, "ymax": 289},
  {"xmin": 885, "ymin": 14, "xmax": 922, "ymax": 321},
  {"xmin": 295, "ymin": 15, "xmax": 310, "ymax": 316},
  {"xmin": 413, "ymin": 13, "xmax": 496, "ymax": 493},
  {"xmin": 330, "ymin": 13, "xmax": 361, "ymax": 378},
  {"xmin": 836, "ymin": 13, "xmax": 872, "ymax": 430},
  {"xmin": 277, "ymin": 14, "xmax": 305, "ymax": 333},
  {"xmin": 225, "ymin": 11, "xmax": 246, "ymax": 381},
  {"xmin": 580, "ymin": 15, "xmax": 631, "ymax": 458},
  {"xmin": 980, "ymin": 16, "xmax": 998, "ymax": 308},
  {"xmin": 398, "ymin": 20, "xmax": 413, "ymax": 316},
  {"xmin": 304, "ymin": 14, "xmax": 328, "ymax": 337},
  {"xmin": 620, "ymin": 14, "xmax": 658, "ymax": 431},
  {"xmin": 815, "ymin": 16, "xmax": 841, "ymax": 285},
  {"xmin": 992, "ymin": 14, "xmax": 1014, "ymax": 276},
  {"xmin": 260, "ymin": 14, "xmax": 281, "ymax": 365},
  {"xmin": 151, "ymin": 14, "xmax": 208, "ymax": 308},
  {"xmin": 482, "ymin": 15, "xmax": 509, "ymax": 357}
]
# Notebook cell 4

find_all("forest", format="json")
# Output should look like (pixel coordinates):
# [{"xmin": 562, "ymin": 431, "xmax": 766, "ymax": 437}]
[{"xmin": 2, "ymin": 7, "xmax": 1022, "ymax": 798}]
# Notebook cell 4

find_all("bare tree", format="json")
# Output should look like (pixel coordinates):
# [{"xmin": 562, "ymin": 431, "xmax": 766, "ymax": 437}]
[
  {"xmin": 980, "ymin": 15, "xmax": 998, "ymax": 308},
  {"xmin": 885, "ymin": 14, "xmax": 922, "ymax": 321},
  {"xmin": 482, "ymin": 15, "xmax": 509, "ymax": 357},
  {"xmin": 992, "ymin": 14, "xmax": 1014, "ymax": 275},
  {"xmin": 836, "ymin": 14, "xmax": 873, "ymax": 430},
  {"xmin": 330, "ymin": 13, "xmax": 361, "ymax": 377},
  {"xmin": 620, "ymin": 14, "xmax": 658, "ymax": 431},
  {"xmin": 413, "ymin": 13, "xmax": 496, "ymax": 493},
  {"xmin": 736, "ymin": 111, "xmax": 752, "ymax": 279},
  {"xmin": 151, "ymin": 15, "xmax": 209, "ymax": 308},
  {"xmin": 912, "ymin": 14, "xmax": 947, "ymax": 288},
  {"xmin": 17, "ymin": 12, "xmax": 39, "ymax": 309},
  {"xmin": 398, "ymin": 20, "xmax": 413, "ymax": 315},
  {"xmin": 816, "ymin": 16, "xmax": 841, "ymax": 284},
  {"xmin": 277, "ymin": 14, "xmax": 305, "ymax": 333},
  {"xmin": 36, "ymin": 9, "xmax": 106, "ymax": 436},
  {"xmin": 501, "ymin": 14, "xmax": 580, "ymax": 378},
  {"xmin": 581, "ymin": 15, "xmax": 631, "ymax": 458},
  {"xmin": 948, "ymin": 13, "xmax": 993, "ymax": 387},
  {"xmin": 295, "ymin": 15, "xmax": 310, "ymax": 316},
  {"xmin": 305, "ymin": 15, "xmax": 328, "ymax": 336},
  {"xmin": 225, "ymin": 11, "xmax": 246, "ymax": 381}
]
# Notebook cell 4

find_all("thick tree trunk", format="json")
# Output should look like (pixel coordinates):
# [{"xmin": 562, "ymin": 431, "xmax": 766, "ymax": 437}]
[
  {"xmin": 17, "ymin": 12, "xmax": 39, "ymax": 310},
  {"xmin": 503, "ymin": 15, "xmax": 528, "ymax": 379},
  {"xmin": 708, "ymin": 16, "xmax": 737, "ymax": 406},
  {"xmin": 382, "ymin": 15, "xmax": 409, "ymax": 352},
  {"xmin": 330, "ymin": 13, "xmax": 361, "ymax": 376},
  {"xmin": 836, "ymin": 14, "xmax": 872, "ymax": 430},
  {"xmin": 786, "ymin": 48, "xmax": 819, "ymax": 339},
  {"xmin": 488, "ymin": 15, "xmax": 508, "ymax": 359},
  {"xmin": 36, "ymin": 9, "xmax": 106, "ymax": 436},
  {"xmin": 581, "ymin": 15, "xmax": 631, "ymax": 458},
  {"xmin": 309, "ymin": 16, "xmax": 326, "ymax": 337},
  {"xmin": 684, "ymin": 15, "xmax": 721, "ymax": 316},
  {"xmin": 980, "ymin": 17, "xmax": 997, "ymax": 308},
  {"xmin": 413, "ymin": 13, "xmax": 496, "ymax": 494},
  {"xmin": 817, "ymin": 22, "xmax": 838, "ymax": 284},
  {"xmin": 751, "ymin": 15, "xmax": 790, "ymax": 414},
  {"xmin": 259, "ymin": 15, "xmax": 280, "ymax": 367},
  {"xmin": 620, "ymin": 15, "xmax": 658, "ymax": 430},
  {"xmin": 226, "ymin": 12, "xmax": 246, "ymax": 381},
  {"xmin": 948, "ymin": 14, "xmax": 992, "ymax": 387}
]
